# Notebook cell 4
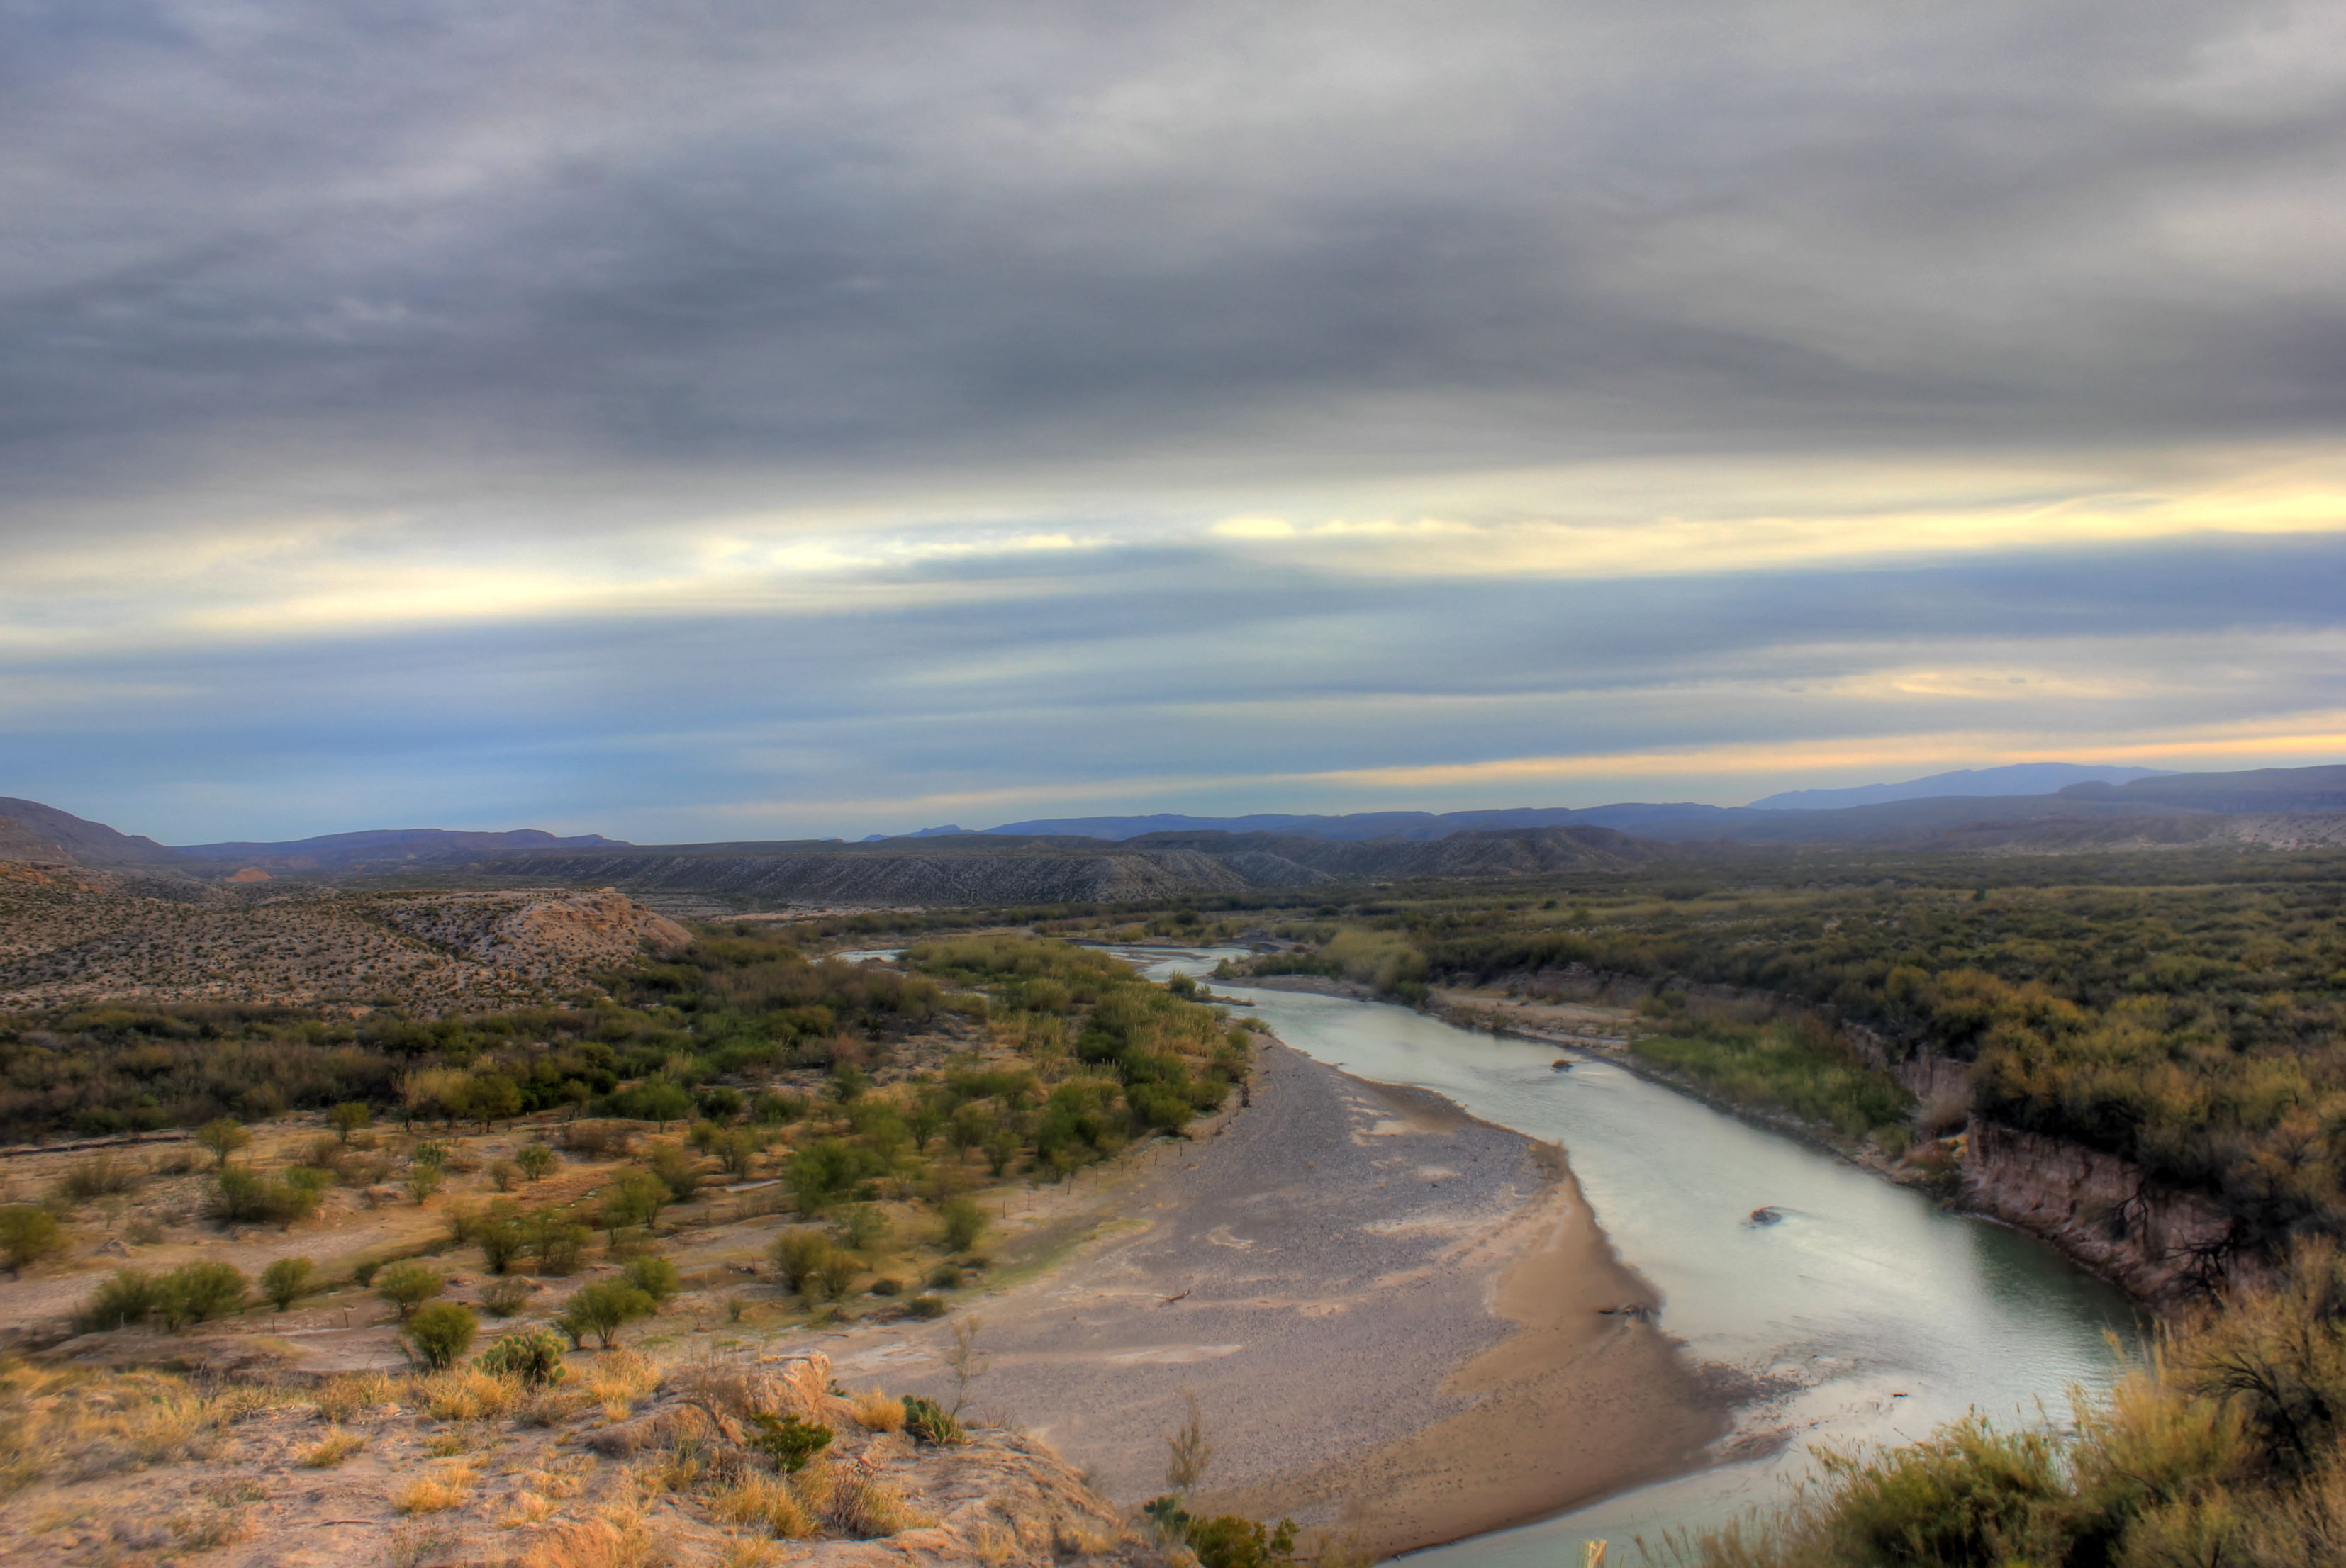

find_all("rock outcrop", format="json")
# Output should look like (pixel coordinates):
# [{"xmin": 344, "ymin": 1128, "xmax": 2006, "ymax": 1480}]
[{"xmin": 1960, "ymin": 1118, "xmax": 2238, "ymax": 1300}]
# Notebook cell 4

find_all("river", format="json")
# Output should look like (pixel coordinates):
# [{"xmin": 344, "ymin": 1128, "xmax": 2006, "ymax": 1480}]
[{"xmin": 1124, "ymin": 946, "xmax": 2143, "ymax": 1564}]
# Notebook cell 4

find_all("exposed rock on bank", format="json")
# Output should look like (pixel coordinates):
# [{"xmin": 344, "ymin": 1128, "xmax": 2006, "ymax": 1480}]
[{"xmin": 1960, "ymin": 1119, "xmax": 2236, "ymax": 1301}]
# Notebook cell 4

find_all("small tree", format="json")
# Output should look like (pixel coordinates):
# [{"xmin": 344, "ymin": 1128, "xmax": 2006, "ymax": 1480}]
[
  {"xmin": 834, "ymin": 1203, "xmax": 890, "ymax": 1254},
  {"xmin": 260, "ymin": 1256, "xmax": 317, "ymax": 1312},
  {"xmin": 466, "ymin": 1073, "xmax": 523, "ymax": 1132},
  {"xmin": 1166, "ymin": 1388, "xmax": 1215, "ymax": 1493},
  {"xmin": 329, "ymin": 1102, "xmax": 372, "ymax": 1145},
  {"xmin": 406, "ymin": 1164, "xmax": 446, "ymax": 1206},
  {"xmin": 647, "ymin": 1143, "xmax": 701, "ymax": 1202},
  {"xmin": 376, "ymin": 1260, "xmax": 445, "ymax": 1319},
  {"xmin": 557, "ymin": 1280, "xmax": 655, "ymax": 1349},
  {"xmin": 945, "ymin": 1314, "xmax": 990, "ymax": 1418},
  {"xmin": 600, "ymin": 1169, "xmax": 667, "ymax": 1233},
  {"xmin": 516, "ymin": 1143, "xmax": 557, "ymax": 1183},
  {"xmin": 403, "ymin": 1301, "xmax": 477, "ymax": 1370},
  {"xmin": 197, "ymin": 1118, "xmax": 252, "ymax": 1169},
  {"xmin": 0, "ymin": 1205, "xmax": 67, "ymax": 1276},
  {"xmin": 526, "ymin": 1210, "xmax": 591, "ymax": 1275},
  {"xmin": 488, "ymin": 1158, "xmax": 520, "ymax": 1192}
]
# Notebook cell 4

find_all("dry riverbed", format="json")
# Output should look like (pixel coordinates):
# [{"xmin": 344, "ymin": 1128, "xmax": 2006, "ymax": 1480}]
[{"xmin": 820, "ymin": 1040, "xmax": 1728, "ymax": 1557}]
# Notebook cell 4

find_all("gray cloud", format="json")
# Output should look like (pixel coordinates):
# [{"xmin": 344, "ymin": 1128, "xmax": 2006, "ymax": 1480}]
[{"xmin": 6, "ymin": 0, "xmax": 2344, "ymax": 521}]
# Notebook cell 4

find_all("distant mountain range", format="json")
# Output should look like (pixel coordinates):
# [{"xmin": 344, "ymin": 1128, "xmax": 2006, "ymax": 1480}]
[
  {"xmin": 1748, "ymin": 762, "xmax": 2172, "ymax": 810},
  {"xmin": 5, "ymin": 761, "xmax": 2343, "ymax": 904}
]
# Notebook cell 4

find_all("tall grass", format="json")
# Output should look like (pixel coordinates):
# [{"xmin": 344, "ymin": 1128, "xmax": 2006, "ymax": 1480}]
[{"xmin": 1631, "ymin": 1015, "xmax": 1914, "ymax": 1141}]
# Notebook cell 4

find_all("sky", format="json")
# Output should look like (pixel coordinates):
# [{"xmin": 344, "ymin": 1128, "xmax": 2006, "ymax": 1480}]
[{"xmin": 5, "ymin": 0, "xmax": 2346, "ymax": 844}]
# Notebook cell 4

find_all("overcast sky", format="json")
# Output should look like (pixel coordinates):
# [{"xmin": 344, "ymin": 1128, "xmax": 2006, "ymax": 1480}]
[{"xmin": 6, "ymin": 0, "xmax": 2345, "ymax": 843}]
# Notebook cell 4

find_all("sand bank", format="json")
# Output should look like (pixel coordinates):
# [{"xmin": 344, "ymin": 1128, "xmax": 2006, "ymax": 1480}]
[{"xmin": 827, "ymin": 1041, "xmax": 1726, "ymax": 1556}]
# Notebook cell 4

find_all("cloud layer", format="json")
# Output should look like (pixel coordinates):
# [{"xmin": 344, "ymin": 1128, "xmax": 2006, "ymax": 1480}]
[{"xmin": 4, "ymin": 1, "xmax": 2343, "ymax": 839}]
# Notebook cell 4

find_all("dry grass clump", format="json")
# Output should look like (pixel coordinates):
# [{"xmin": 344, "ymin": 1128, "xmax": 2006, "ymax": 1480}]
[
  {"xmin": 0, "ymin": 1363, "xmax": 273, "ymax": 1490},
  {"xmin": 582, "ymin": 1348, "xmax": 661, "ymax": 1418},
  {"xmin": 314, "ymin": 1369, "xmax": 396, "ymax": 1422},
  {"xmin": 420, "ymin": 1366, "xmax": 523, "ymax": 1421},
  {"xmin": 396, "ymin": 1462, "xmax": 477, "ymax": 1514},
  {"xmin": 830, "ymin": 1472, "xmax": 931, "ymax": 1538},
  {"xmin": 170, "ymin": 1506, "xmax": 259, "ymax": 1551},
  {"xmin": 388, "ymin": 1521, "xmax": 460, "ymax": 1568},
  {"xmin": 518, "ymin": 1385, "xmax": 592, "ymax": 1427},
  {"xmin": 710, "ymin": 1474, "xmax": 817, "ymax": 1539},
  {"xmin": 522, "ymin": 1501, "xmax": 659, "ymax": 1568},
  {"xmin": 851, "ymin": 1387, "xmax": 906, "ymax": 1431},
  {"xmin": 299, "ymin": 1428, "xmax": 368, "ymax": 1467}
]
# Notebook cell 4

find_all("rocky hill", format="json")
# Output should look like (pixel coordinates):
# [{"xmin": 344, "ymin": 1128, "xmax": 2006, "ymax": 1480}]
[{"xmin": 0, "ymin": 868, "xmax": 691, "ymax": 1010}]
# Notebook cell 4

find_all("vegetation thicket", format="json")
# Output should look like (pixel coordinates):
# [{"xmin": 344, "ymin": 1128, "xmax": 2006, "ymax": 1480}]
[{"xmin": 1212, "ymin": 851, "xmax": 2346, "ymax": 1255}]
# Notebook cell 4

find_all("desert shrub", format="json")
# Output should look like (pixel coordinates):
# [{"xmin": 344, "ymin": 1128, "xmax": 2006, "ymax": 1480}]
[
  {"xmin": 487, "ymin": 1158, "xmax": 518, "ymax": 1192},
  {"xmin": 476, "ymin": 1328, "xmax": 569, "ymax": 1387},
  {"xmin": 0, "ymin": 1205, "xmax": 66, "ymax": 1275},
  {"xmin": 56, "ymin": 1152, "xmax": 143, "ymax": 1200},
  {"xmin": 832, "ymin": 1203, "xmax": 889, "ymax": 1253},
  {"xmin": 329, "ymin": 1102, "xmax": 372, "ymax": 1143},
  {"xmin": 402, "ymin": 1302, "xmax": 479, "ymax": 1370},
  {"xmin": 831, "ymin": 1472, "xmax": 927, "ymax": 1538},
  {"xmin": 646, "ymin": 1143, "xmax": 701, "ymax": 1201},
  {"xmin": 557, "ymin": 1280, "xmax": 656, "ymax": 1349},
  {"xmin": 907, "ymin": 1294, "xmax": 949, "ymax": 1320},
  {"xmin": 156, "ymin": 1261, "xmax": 248, "ymax": 1329},
  {"xmin": 395, "ymin": 1464, "xmax": 474, "ymax": 1514},
  {"xmin": 313, "ymin": 1370, "xmax": 396, "ymax": 1421},
  {"xmin": 939, "ymin": 1195, "xmax": 986, "ymax": 1253},
  {"xmin": 516, "ymin": 1143, "xmax": 556, "ymax": 1182},
  {"xmin": 526, "ymin": 1209, "xmax": 591, "ymax": 1274},
  {"xmin": 75, "ymin": 1267, "xmax": 166, "ymax": 1331},
  {"xmin": 1184, "ymin": 1515, "xmax": 1298, "ymax": 1568},
  {"xmin": 926, "ymin": 1263, "xmax": 964, "ymax": 1289},
  {"xmin": 810, "ymin": 1250, "xmax": 860, "ymax": 1303},
  {"xmin": 869, "ymin": 1277, "xmax": 903, "ymax": 1297},
  {"xmin": 599, "ymin": 1169, "xmax": 668, "ymax": 1232},
  {"xmin": 621, "ymin": 1254, "xmax": 681, "ymax": 1304},
  {"xmin": 376, "ymin": 1260, "xmax": 445, "ymax": 1318},
  {"xmin": 481, "ymin": 1277, "xmax": 535, "ymax": 1317},
  {"xmin": 745, "ymin": 1413, "xmax": 832, "ymax": 1473},
  {"xmin": 768, "ymin": 1228, "xmax": 838, "ymax": 1292},
  {"xmin": 901, "ymin": 1394, "xmax": 962, "ymax": 1445},
  {"xmin": 562, "ymin": 1120, "xmax": 633, "ymax": 1159},
  {"xmin": 259, "ymin": 1256, "xmax": 317, "ymax": 1311}
]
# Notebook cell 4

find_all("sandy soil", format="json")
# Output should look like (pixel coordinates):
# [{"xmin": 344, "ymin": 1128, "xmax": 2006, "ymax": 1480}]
[{"xmin": 820, "ymin": 1041, "xmax": 1726, "ymax": 1557}]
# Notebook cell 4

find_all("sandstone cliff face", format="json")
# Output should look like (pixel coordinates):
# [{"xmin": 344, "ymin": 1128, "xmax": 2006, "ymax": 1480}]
[{"xmin": 1960, "ymin": 1118, "xmax": 2237, "ymax": 1301}]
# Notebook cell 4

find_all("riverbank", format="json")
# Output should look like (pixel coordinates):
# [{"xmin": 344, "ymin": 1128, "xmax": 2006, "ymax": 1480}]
[{"xmin": 823, "ymin": 1038, "xmax": 1728, "ymax": 1557}]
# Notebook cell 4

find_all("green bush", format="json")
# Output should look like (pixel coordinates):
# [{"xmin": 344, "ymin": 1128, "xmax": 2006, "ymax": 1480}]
[
  {"xmin": 0, "ymin": 1204, "xmax": 66, "ymax": 1275},
  {"xmin": 621, "ymin": 1254, "xmax": 681, "ymax": 1304},
  {"xmin": 939, "ymin": 1195, "xmax": 987, "ymax": 1253},
  {"xmin": 259, "ymin": 1256, "xmax": 316, "ymax": 1311},
  {"xmin": 557, "ymin": 1280, "xmax": 655, "ymax": 1349},
  {"xmin": 768, "ymin": 1228, "xmax": 835, "ymax": 1292},
  {"xmin": 375, "ymin": 1260, "xmax": 445, "ymax": 1318},
  {"xmin": 75, "ymin": 1268, "xmax": 165, "ymax": 1332},
  {"xmin": 476, "ymin": 1328, "xmax": 568, "ymax": 1387},
  {"xmin": 907, "ymin": 1294, "xmax": 949, "ymax": 1319},
  {"xmin": 525, "ymin": 1210, "xmax": 591, "ymax": 1274},
  {"xmin": 156, "ymin": 1260, "xmax": 247, "ymax": 1330},
  {"xmin": 832, "ymin": 1202, "xmax": 890, "ymax": 1253},
  {"xmin": 926, "ymin": 1263, "xmax": 964, "ymax": 1290},
  {"xmin": 901, "ymin": 1394, "xmax": 963, "ymax": 1445},
  {"xmin": 403, "ymin": 1301, "xmax": 478, "ymax": 1370},
  {"xmin": 646, "ymin": 1143, "xmax": 700, "ymax": 1202},
  {"xmin": 745, "ymin": 1412, "xmax": 832, "ymax": 1472},
  {"xmin": 515, "ymin": 1143, "xmax": 556, "ymax": 1183},
  {"xmin": 1184, "ymin": 1515, "xmax": 1297, "ymax": 1568}
]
